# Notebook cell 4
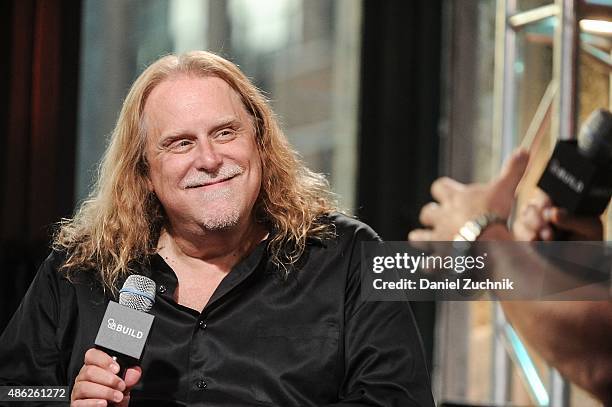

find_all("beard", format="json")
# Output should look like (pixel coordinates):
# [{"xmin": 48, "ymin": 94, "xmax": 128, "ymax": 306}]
[
  {"xmin": 200, "ymin": 211, "xmax": 240, "ymax": 230},
  {"xmin": 195, "ymin": 185, "xmax": 242, "ymax": 230},
  {"xmin": 183, "ymin": 164, "xmax": 246, "ymax": 230}
]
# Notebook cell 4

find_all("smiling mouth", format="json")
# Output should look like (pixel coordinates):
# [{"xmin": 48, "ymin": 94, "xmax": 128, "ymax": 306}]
[{"xmin": 186, "ymin": 175, "xmax": 236, "ymax": 189}]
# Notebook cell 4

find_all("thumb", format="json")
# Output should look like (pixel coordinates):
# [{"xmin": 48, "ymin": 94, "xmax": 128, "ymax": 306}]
[
  {"xmin": 118, "ymin": 366, "xmax": 142, "ymax": 407},
  {"xmin": 494, "ymin": 148, "xmax": 529, "ymax": 193},
  {"xmin": 124, "ymin": 365, "xmax": 142, "ymax": 389}
]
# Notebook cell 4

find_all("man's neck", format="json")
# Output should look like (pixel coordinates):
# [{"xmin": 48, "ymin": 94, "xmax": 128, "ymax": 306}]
[{"xmin": 157, "ymin": 217, "xmax": 268, "ymax": 271}]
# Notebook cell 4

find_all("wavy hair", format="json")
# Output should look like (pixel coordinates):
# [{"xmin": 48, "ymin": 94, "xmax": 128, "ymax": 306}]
[{"xmin": 54, "ymin": 51, "xmax": 337, "ymax": 293}]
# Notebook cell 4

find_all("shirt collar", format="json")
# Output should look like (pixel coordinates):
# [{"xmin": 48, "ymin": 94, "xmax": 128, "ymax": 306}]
[{"xmin": 146, "ymin": 237, "xmax": 270, "ymax": 312}]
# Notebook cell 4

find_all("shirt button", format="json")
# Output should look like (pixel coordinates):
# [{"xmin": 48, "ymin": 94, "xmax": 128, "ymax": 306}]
[
  {"xmin": 199, "ymin": 320, "xmax": 207, "ymax": 330},
  {"xmin": 196, "ymin": 379, "xmax": 207, "ymax": 389},
  {"xmin": 158, "ymin": 285, "xmax": 167, "ymax": 294}
]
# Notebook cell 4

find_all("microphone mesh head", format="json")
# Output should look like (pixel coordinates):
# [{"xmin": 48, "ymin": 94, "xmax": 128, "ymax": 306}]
[
  {"xmin": 119, "ymin": 275, "xmax": 156, "ymax": 312},
  {"xmin": 578, "ymin": 108, "xmax": 612, "ymax": 164}
]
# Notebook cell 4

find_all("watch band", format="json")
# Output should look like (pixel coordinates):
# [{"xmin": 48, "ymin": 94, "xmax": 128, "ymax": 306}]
[{"xmin": 453, "ymin": 213, "xmax": 507, "ymax": 242}]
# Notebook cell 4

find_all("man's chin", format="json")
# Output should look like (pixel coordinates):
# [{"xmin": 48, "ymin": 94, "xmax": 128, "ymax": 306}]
[{"xmin": 197, "ymin": 211, "xmax": 241, "ymax": 231}]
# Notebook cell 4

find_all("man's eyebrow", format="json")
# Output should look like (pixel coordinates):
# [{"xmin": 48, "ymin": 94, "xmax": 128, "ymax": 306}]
[
  {"xmin": 208, "ymin": 117, "xmax": 242, "ymax": 134},
  {"xmin": 158, "ymin": 117, "xmax": 243, "ymax": 141},
  {"xmin": 158, "ymin": 130, "xmax": 192, "ymax": 142}
]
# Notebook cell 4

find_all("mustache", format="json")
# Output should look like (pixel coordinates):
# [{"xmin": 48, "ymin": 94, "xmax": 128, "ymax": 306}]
[{"xmin": 182, "ymin": 165, "xmax": 244, "ymax": 188}]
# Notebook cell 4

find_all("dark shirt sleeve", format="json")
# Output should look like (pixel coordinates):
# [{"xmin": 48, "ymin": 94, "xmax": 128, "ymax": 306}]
[
  {"xmin": 0, "ymin": 253, "xmax": 67, "ymax": 386},
  {"xmin": 327, "ymin": 223, "xmax": 435, "ymax": 407}
]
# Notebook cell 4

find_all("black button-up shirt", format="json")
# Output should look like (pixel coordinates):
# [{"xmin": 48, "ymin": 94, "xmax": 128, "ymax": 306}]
[{"xmin": 0, "ymin": 214, "xmax": 434, "ymax": 406}]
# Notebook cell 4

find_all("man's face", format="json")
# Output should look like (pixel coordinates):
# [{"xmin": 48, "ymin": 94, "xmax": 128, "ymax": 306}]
[{"xmin": 143, "ymin": 75, "xmax": 262, "ymax": 232}]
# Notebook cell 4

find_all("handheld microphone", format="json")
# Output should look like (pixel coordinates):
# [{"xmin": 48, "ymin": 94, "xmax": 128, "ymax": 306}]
[
  {"xmin": 538, "ymin": 108, "xmax": 612, "ymax": 216},
  {"xmin": 94, "ymin": 275, "xmax": 156, "ymax": 378}
]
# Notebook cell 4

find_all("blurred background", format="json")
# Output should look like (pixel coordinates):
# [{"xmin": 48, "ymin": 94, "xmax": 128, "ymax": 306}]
[{"xmin": 0, "ymin": 0, "xmax": 610, "ymax": 405}]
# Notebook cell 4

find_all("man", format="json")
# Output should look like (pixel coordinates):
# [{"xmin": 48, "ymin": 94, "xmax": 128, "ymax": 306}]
[
  {"xmin": 0, "ymin": 51, "xmax": 434, "ymax": 406},
  {"xmin": 409, "ymin": 150, "xmax": 612, "ymax": 404}
]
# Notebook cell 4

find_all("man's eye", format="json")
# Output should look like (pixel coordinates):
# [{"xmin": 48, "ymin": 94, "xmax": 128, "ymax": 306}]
[
  {"xmin": 216, "ymin": 129, "xmax": 236, "ymax": 141},
  {"xmin": 166, "ymin": 139, "xmax": 193, "ymax": 151}
]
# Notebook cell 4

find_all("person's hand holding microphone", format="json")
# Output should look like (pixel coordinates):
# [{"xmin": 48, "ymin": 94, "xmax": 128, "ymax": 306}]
[
  {"xmin": 71, "ymin": 275, "xmax": 155, "ymax": 406},
  {"xmin": 71, "ymin": 348, "xmax": 142, "ymax": 406}
]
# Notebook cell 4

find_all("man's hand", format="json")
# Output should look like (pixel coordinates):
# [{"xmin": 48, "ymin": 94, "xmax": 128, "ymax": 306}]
[
  {"xmin": 71, "ymin": 348, "xmax": 142, "ymax": 407},
  {"xmin": 513, "ymin": 190, "xmax": 603, "ymax": 241},
  {"xmin": 408, "ymin": 149, "xmax": 529, "ymax": 241}
]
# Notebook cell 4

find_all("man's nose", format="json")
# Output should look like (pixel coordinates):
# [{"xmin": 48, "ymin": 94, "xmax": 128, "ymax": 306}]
[{"xmin": 194, "ymin": 138, "xmax": 223, "ymax": 171}]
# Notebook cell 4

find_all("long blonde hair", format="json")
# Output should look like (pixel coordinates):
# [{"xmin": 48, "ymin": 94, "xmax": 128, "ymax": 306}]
[{"xmin": 54, "ymin": 51, "xmax": 337, "ymax": 293}]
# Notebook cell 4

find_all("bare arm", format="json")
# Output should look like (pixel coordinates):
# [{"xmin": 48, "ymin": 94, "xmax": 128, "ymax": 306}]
[
  {"xmin": 508, "ymin": 191, "xmax": 612, "ymax": 404},
  {"xmin": 501, "ymin": 300, "xmax": 612, "ymax": 404},
  {"xmin": 409, "ymin": 150, "xmax": 612, "ymax": 403}
]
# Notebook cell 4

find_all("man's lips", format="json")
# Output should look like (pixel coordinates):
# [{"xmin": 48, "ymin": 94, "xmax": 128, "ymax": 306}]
[{"xmin": 186, "ymin": 175, "xmax": 237, "ymax": 189}]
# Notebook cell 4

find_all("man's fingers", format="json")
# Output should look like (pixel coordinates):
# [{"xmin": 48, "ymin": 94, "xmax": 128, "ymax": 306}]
[
  {"xmin": 123, "ymin": 366, "xmax": 142, "ymax": 389},
  {"xmin": 546, "ymin": 208, "xmax": 603, "ymax": 239},
  {"xmin": 408, "ymin": 229, "xmax": 435, "ymax": 242},
  {"xmin": 494, "ymin": 148, "xmax": 529, "ymax": 193},
  {"xmin": 71, "ymin": 381, "xmax": 124, "ymax": 404},
  {"xmin": 71, "ymin": 400, "xmax": 108, "ymax": 407},
  {"xmin": 72, "ymin": 348, "xmax": 128, "ymax": 405},
  {"xmin": 112, "ymin": 366, "xmax": 142, "ymax": 407},
  {"xmin": 418, "ymin": 202, "xmax": 440, "ymax": 227},
  {"xmin": 530, "ymin": 189, "xmax": 553, "ymax": 209},
  {"xmin": 76, "ymin": 365, "xmax": 125, "ymax": 391},
  {"xmin": 84, "ymin": 348, "xmax": 120, "ymax": 373},
  {"xmin": 522, "ymin": 205, "xmax": 549, "ymax": 233},
  {"xmin": 513, "ymin": 204, "xmax": 552, "ymax": 241},
  {"xmin": 430, "ymin": 177, "xmax": 463, "ymax": 202},
  {"xmin": 512, "ymin": 221, "xmax": 536, "ymax": 241}
]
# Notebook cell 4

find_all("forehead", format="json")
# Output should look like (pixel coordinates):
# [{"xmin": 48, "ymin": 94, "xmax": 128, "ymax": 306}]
[{"xmin": 142, "ymin": 75, "xmax": 250, "ymax": 132}]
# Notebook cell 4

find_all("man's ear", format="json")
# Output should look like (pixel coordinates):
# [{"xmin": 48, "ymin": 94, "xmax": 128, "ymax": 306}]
[
  {"xmin": 144, "ymin": 167, "xmax": 154, "ymax": 193},
  {"xmin": 146, "ymin": 176, "xmax": 154, "ymax": 193},
  {"xmin": 140, "ymin": 156, "xmax": 154, "ymax": 193}
]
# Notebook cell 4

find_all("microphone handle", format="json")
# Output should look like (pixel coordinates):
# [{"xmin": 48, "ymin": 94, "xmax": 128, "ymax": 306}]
[
  {"xmin": 109, "ymin": 354, "xmax": 134, "ymax": 407},
  {"xmin": 111, "ymin": 354, "xmax": 130, "ymax": 380},
  {"xmin": 94, "ymin": 347, "xmax": 136, "ymax": 406},
  {"xmin": 95, "ymin": 345, "xmax": 136, "ymax": 379}
]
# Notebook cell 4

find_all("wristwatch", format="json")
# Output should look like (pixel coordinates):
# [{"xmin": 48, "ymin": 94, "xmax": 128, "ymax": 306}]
[{"xmin": 453, "ymin": 213, "xmax": 507, "ymax": 242}]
